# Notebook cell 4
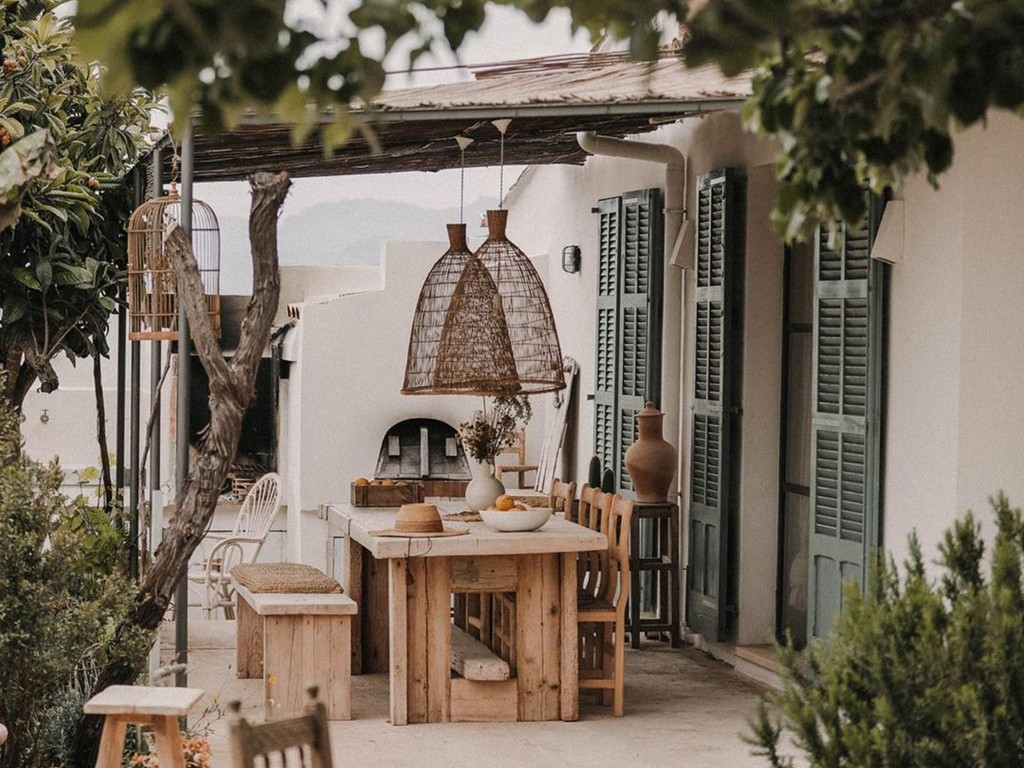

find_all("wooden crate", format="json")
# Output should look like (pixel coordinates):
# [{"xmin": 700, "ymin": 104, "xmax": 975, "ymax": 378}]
[{"xmin": 350, "ymin": 481, "xmax": 425, "ymax": 507}]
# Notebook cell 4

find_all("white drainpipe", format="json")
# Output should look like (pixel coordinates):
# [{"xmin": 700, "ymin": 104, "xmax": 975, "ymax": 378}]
[{"xmin": 576, "ymin": 132, "xmax": 690, "ymax": 507}]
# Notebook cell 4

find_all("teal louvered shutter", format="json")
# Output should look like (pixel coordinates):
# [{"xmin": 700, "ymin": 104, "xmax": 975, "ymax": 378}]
[
  {"xmin": 616, "ymin": 189, "xmax": 664, "ymax": 494},
  {"xmin": 686, "ymin": 169, "xmax": 737, "ymax": 641},
  {"xmin": 808, "ymin": 202, "xmax": 884, "ymax": 641},
  {"xmin": 594, "ymin": 196, "xmax": 620, "ymax": 478}
]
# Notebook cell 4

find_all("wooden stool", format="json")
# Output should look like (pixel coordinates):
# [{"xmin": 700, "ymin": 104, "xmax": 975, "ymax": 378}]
[{"xmin": 84, "ymin": 685, "xmax": 204, "ymax": 768}]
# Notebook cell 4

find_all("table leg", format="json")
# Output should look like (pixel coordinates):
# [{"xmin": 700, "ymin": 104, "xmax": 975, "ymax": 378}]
[
  {"xmin": 670, "ymin": 503, "xmax": 682, "ymax": 647},
  {"xmin": 388, "ymin": 558, "xmax": 408, "ymax": 726},
  {"xmin": 403, "ymin": 557, "xmax": 452, "ymax": 724},
  {"xmin": 344, "ymin": 536, "xmax": 364, "ymax": 674},
  {"xmin": 560, "ymin": 552, "xmax": 579, "ymax": 721},
  {"xmin": 630, "ymin": 512, "xmax": 642, "ymax": 649}
]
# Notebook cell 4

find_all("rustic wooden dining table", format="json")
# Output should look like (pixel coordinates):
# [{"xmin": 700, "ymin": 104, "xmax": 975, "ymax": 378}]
[{"xmin": 327, "ymin": 501, "xmax": 606, "ymax": 725}]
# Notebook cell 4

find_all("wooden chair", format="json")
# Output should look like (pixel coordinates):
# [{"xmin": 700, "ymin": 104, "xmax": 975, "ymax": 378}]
[
  {"xmin": 494, "ymin": 429, "xmax": 537, "ymax": 489},
  {"xmin": 188, "ymin": 471, "xmax": 281, "ymax": 619},
  {"xmin": 574, "ymin": 485, "xmax": 610, "ymax": 597},
  {"xmin": 228, "ymin": 685, "xmax": 334, "ymax": 768},
  {"xmin": 547, "ymin": 478, "xmax": 576, "ymax": 516},
  {"xmin": 578, "ymin": 493, "xmax": 634, "ymax": 717}
]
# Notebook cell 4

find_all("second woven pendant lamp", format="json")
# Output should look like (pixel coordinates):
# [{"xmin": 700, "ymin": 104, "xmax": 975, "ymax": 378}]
[{"xmin": 472, "ymin": 208, "xmax": 565, "ymax": 394}]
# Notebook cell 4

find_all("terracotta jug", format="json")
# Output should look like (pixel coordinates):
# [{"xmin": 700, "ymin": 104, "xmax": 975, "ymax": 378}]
[{"xmin": 624, "ymin": 402, "xmax": 677, "ymax": 502}]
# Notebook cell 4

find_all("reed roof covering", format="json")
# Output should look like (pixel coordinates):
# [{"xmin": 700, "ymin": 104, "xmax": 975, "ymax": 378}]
[{"xmin": 169, "ymin": 54, "xmax": 750, "ymax": 182}]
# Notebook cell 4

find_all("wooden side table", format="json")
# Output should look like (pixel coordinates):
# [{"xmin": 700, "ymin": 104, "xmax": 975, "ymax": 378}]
[
  {"xmin": 84, "ymin": 685, "xmax": 204, "ymax": 768},
  {"xmin": 627, "ymin": 501, "xmax": 681, "ymax": 649}
]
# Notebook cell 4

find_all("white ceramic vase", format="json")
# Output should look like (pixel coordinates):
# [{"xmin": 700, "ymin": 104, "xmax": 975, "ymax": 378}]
[{"xmin": 465, "ymin": 459, "xmax": 505, "ymax": 512}]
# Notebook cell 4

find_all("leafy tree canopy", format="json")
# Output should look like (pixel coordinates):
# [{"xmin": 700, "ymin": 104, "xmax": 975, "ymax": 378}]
[
  {"xmin": 72, "ymin": 0, "xmax": 684, "ymax": 143},
  {"xmin": 0, "ymin": 2, "xmax": 155, "ymax": 410},
  {"xmin": 71, "ymin": 0, "xmax": 1024, "ymax": 238},
  {"xmin": 686, "ymin": 0, "xmax": 1024, "ymax": 238}
]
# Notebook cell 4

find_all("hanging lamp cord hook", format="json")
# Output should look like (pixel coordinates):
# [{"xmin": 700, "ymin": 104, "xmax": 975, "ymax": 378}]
[
  {"xmin": 492, "ymin": 119, "xmax": 511, "ymax": 208},
  {"xmin": 455, "ymin": 136, "xmax": 473, "ymax": 224}
]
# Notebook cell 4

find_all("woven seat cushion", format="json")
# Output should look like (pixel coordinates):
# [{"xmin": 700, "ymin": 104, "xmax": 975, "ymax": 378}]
[{"xmin": 231, "ymin": 563, "xmax": 341, "ymax": 594}]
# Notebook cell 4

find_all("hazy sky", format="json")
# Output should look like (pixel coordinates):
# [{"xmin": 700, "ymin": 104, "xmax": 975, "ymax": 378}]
[{"xmin": 197, "ymin": 6, "xmax": 593, "ymax": 221}]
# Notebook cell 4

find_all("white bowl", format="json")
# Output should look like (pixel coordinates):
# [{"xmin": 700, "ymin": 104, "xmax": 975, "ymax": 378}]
[{"xmin": 479, "ymin": 506, "xmax": 553, "ymax": 532}]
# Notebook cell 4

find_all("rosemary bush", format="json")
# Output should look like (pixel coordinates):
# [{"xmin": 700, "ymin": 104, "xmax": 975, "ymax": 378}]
[{"xmin": 751, "ymin": 493, "xmax": 1024, "ymax": 767}]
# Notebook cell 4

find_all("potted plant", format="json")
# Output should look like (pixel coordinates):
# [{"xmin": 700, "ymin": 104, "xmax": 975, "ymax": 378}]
[{"xmin": 457, "ymin": 395, "xmax": 531, "ymax": 511}]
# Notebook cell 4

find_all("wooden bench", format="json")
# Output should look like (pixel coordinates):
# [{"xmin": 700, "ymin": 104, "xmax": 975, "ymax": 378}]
[
  {"xmin": 450, "ymin": 625, "xmax": 509, "ymax": 681},
  {"xmin": 235, "ymin": 584, "xmax": 357, "ymax": 722},
  {"xmin": 83, "ymin": 685, "xmax": 204, "ymax": 768},
  {"xmin": 448, "ymin": 625, "xmax": 518, "ymax": 722}
]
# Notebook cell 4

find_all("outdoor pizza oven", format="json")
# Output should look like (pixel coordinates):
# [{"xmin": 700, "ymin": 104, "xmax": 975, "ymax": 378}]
[{"xmin": 374, "ymin": 418, "xmax": 471, "ymax": 496}]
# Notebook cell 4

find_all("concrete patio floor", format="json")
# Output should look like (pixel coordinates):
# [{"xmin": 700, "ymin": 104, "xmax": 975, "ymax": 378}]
[{"xmin": 162, "ymin": 620, "xmax": 778, "ymax": 768}]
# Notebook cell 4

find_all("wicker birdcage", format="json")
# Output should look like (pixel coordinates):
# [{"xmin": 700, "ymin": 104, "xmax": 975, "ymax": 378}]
[
  {"xmin": 402, "ymin": 213, "xmax": 565, "ymax": 396},
  {"xmin": 126, "ymin": 186, "xmax": 220, "ymax": 341}
]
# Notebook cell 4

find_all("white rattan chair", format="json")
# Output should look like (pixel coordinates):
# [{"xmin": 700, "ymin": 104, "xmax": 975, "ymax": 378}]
[{"xmin": 188, "ymin": 472, "xmax": 281, "ymax": 619}]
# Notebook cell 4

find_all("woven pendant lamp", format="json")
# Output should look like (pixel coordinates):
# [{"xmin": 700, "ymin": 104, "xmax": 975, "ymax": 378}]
[
  {"xmin": 402, "ymin": 124, "xmax": 564, "ymax": 395},
  {"xmin": 127, "ymin": 183, "xmax": 221, "ymax": 341},
  {"xmin": 472, "ymin": 209, "xmax": 565, "ymax": 394},
  {"xmin": 403, "ymin": 224, "xmax": 519, "ymax": 395}
]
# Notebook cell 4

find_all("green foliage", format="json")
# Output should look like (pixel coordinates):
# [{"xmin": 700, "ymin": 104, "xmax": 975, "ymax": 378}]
[
  {"xmin": 687, "ymin": 0, "xmax": 1024, "ymax": 240},
  {"xmin": 588, "ymin": 454, "xmax": 603, "ymax": 488},
  {"xmin": 750, "ymin": 494, "xmax": 1024, "ymax": 767},
  {"xmin": 72, "ymin": 0, "xmax": 685, "ymax": 140},
  {"xmin": 0, "ymin": 2, "xmax": 155, "ymax": 409},
  {"xmin": 0, "ymin": 405, "xmax": 142, "ymax": 768}
]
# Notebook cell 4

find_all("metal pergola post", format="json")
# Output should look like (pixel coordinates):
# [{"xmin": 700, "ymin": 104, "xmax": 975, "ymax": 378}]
[{"xmin": 174, "ymin": 123, "xmax": 194, "ymax": 688}]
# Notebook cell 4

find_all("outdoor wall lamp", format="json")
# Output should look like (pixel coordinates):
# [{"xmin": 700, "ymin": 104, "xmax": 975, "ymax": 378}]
[{"xmin": 562, "ymin": 245, "xmax": 581, "ymax": 274}]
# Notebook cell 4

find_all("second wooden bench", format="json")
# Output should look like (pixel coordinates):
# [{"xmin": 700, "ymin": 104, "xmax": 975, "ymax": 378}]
[{"xmin": 233, "ymin": 563, "xmax": 356, "ymax": 722}]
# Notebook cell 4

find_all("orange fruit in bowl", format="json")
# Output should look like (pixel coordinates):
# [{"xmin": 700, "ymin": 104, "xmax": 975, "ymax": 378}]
[
  {"xmin": 354, "ymin": 477, "xmax": 370, "ymax": 486},
  {"xmin": 512, "ymin": 503, "xmax": 526, "ymax": 510},
  {"xmin": 381, "ymin": 478, "xmax": 394, "ymax": 486},
  {"xmin": 492, "ymin": 494, "xmax": 515, "ymax": 511}
]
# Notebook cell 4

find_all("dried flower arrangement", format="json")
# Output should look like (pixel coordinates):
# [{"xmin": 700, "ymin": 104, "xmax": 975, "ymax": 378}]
[{"xmin": 457, "ymin": 395, "xmax": 532, "ymax": 463}]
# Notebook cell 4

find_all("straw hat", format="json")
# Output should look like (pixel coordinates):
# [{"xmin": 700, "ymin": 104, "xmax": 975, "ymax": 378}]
[{"xmin": 369, "ymin": 503, "xmax": 469, "ymax": 538}]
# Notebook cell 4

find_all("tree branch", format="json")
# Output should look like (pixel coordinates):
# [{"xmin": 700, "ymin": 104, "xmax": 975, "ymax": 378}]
[
  {"xmin": 163, "ymin": 223, "xmax": 231, "ymax": 386},
  {"xmin": 231, "ymin": 171, "xmax": 290, "ymax": 381}
]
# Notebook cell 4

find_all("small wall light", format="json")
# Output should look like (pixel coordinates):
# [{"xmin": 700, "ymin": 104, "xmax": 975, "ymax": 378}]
[{"xmin": 561, "ymin": 245, "xmax": 581, "ymax": 274}]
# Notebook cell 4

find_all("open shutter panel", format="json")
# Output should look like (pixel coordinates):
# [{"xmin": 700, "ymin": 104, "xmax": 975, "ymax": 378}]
[
  {"xmin": 686, "ymin": 169, "xmax": 737, "ymax": 641},
  {"xmin": 617, "ymin": 189, "xmax": 664, "ymax": 494},
  {"xmin": 808, "ymin": 203, "xmax": 883, "ymax": 641},
  {"xmin": 594, "ymin": 196, "xmax": 621, "ymax": 477}
]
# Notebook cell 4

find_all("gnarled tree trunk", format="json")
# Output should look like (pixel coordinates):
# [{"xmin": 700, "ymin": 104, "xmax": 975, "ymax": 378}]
[{"xmin": 72, "ymin": 171, "xmax": 291, "ymax": 765}]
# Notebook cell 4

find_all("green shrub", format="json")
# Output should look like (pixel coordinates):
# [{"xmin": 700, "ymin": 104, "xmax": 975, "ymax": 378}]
[
  {"xmin": 0, "ymin": 407, "xmax": 142, "ymax": 768},
  {"xmin": 750, "ymin": 493, "xmax": 1024, "ymax": 767}
]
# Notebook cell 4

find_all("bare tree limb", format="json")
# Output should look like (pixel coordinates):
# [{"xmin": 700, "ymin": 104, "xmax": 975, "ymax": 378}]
[{"xmin": 73, "ymin": 170, "xmax": 290, "ymax": 765}]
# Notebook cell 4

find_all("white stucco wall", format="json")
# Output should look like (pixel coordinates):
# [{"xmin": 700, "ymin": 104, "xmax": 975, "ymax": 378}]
[
  {"xmin": 279, "ymin": 240, "xmax": 552, "ymax": 566},
  {"xmin": 886, "ymin": 110, "xmax": 1024, "ymax": 566},
  {"xmin": 20, "ymin": 314, "xmax": 163, "ymax": 500}
]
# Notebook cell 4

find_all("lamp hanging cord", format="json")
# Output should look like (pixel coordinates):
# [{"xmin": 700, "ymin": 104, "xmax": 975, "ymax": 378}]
[
  {"xmin": 455, "ymin": 136, "xmax": 473, "ymax": 224},
  {"xmin": 492, "ymin": 119, "xmax": 511, "ymax": 209}
]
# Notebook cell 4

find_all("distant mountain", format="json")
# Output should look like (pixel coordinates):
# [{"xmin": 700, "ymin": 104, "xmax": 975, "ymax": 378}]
[{"xmin": 217, "ymin": 195, "xmax": 498, "ymax": 294}]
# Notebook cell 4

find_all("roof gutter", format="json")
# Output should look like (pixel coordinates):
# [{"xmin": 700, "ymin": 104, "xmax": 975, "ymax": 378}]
[{"xmin": 575, "ymin": 132, "xmax": 691, "ymax": 268}]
